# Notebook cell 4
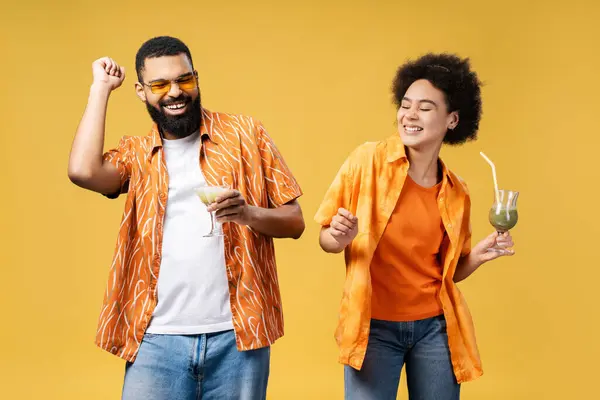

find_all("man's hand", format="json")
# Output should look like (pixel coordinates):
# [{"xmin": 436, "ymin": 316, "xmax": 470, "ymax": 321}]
[
  {"xmin": 207, "ymin": 189, "xmax": 252, "ymax": 225},
  {"xmin": 206, "ymin": 190, "xmax": 305, "ymax": 239},
  {"xmin": 92, "ymin": 57, "xmax": 125, "ymax": 91}
]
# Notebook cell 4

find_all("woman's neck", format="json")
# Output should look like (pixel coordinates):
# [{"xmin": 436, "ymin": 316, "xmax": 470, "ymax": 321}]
[{"xmin": 406, "ymin": 142, "xmax": 443, "ymax": 188}]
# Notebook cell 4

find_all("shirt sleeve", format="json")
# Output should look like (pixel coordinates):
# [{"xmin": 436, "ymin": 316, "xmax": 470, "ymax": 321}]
[
  {"xmin": 255, "ymin": 122, "xmax": 303, "ymax": 207},
  {"xmin": 101, "ymin": 136, "xmax": 134, "ymax": 199},
  {"xmin": 461, "ymin": 193, "xmax": 473, "ymax": 257},
  {"xmin": 314, "ymin": 151, "xmax": 356, "ymax": 227}
]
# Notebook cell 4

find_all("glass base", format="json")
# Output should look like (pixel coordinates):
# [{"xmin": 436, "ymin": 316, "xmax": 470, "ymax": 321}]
[
  {"xmin": 488, "ymin": 230, "xmax": 514, "ymax": 254},
  {"xmin": 487, "ymin": 240, "xmax": 514, "ymax": 254},
  {"xmin": 203, "ymin": 232, "xmax": 224, "ymax": 237}
]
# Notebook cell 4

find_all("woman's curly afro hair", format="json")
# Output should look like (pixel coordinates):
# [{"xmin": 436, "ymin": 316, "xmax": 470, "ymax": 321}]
[{"xmin": 392, "ymin": 53, "xmax": 483, "ymax": 145}]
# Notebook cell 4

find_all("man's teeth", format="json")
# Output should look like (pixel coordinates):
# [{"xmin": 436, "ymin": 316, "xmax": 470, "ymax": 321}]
[
  {"xmin": 165, "ymin": 102, "xmax": 186, "ymax": 110},
  {"xmin": 405, "ymin": 126, "xmax": 423, "ymax": 133}
]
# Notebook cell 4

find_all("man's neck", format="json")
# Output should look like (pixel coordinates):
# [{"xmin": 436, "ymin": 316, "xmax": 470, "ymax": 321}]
[{"xmin": 161, "ymin": 130, "xmax": 195, "ymax": 141}]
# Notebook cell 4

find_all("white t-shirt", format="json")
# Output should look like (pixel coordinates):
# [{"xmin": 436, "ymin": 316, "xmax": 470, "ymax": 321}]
[{"xmin": 145, "ymin": 131, "xmax": 233, "ymax": 334}]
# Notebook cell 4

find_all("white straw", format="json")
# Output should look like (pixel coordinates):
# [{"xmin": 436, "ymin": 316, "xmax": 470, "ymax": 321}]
[{"xmin": 479, "ymin": 151, "xmax": 500, "ymax": 203}]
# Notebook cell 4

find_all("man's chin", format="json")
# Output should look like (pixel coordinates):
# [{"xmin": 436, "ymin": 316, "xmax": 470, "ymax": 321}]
[
  {"xmin": 159, "ymin": 114, "xmax": 201, "ymax": 138},
  {"xmin": 146, "ymin": 98, "xmax": 202, "ymax": 138}
]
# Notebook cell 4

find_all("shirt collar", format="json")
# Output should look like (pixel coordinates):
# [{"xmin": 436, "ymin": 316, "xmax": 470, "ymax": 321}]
[
  {"xmin": 149, "ymin": 107, "xmax": 218, "ymax": 154},
  {"xmin": 385, "ymin": 134, "xmax": 407, "ymax": 163}
]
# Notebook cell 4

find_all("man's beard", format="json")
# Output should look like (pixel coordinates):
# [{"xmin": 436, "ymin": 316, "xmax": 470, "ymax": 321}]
[{"xmin": 146, "ymin": 94, "xmax": 202, "ymax": 138}]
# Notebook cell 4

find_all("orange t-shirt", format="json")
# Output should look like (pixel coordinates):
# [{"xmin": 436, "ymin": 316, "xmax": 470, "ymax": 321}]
[{"xmin": 371, "ymin": 174, "xmax": 445, "ymax": 321}]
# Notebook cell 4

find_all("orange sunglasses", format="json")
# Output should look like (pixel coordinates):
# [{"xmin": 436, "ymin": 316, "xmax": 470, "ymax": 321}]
[{"xmin": 143, "ymin": 71, "xmax": 198, "ymax": 95}]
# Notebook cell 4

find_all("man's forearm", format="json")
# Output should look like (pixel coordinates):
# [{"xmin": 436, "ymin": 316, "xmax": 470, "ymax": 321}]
[
  {"xmin": 69, "ymin": 84, "xmax": 111, "ymax": 179},
  {"xmin": 68, "ymin": 84, "xmax": 122, "ymax": 194},
  {"xmin": 245, "ymin": 201, "xmax": 305, "ymax": 239}
]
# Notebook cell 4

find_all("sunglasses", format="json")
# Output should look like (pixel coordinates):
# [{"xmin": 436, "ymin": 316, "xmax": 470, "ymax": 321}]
[{"xmin": 143, "ymin": 71, "xmax": 198, "ymax": 95}]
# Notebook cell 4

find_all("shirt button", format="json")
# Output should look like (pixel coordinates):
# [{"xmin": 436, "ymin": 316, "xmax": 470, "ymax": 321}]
[
  {"xmin": 447, "ymin": 223, "xmax": 452, "ymax": 228},
  {"xmin": 159, "ymin": 192, "xmax": 166, "ymax": 199},
  {"xmin": 157, "ymin": 223, "xmax": 163, "ymax": 230}
]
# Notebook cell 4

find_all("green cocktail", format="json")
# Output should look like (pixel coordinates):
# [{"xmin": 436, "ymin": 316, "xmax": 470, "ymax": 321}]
[
  {"xmin": 488, "ymin": 189, "xmax": 519, "ymax": 253},
  {"xmin": 196, "ymin": 186, "xmax": 228, "ymax": 206},
  {"xmin": 489, "ymin": 207, "xmax": 518, "ymax": 232}
]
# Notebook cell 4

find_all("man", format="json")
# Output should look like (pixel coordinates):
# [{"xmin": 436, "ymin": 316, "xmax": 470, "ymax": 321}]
[{"xmin": 68, "ymin": 36, "xmax": 304, "ymax": 400}]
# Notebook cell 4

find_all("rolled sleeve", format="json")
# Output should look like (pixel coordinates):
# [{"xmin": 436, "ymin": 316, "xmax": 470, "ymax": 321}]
[
  {"xmin": 314, "ymin": 153, "xmax": 355, "ymax": 227},
  {"xmin": 102, "ymin": 136, "xmax": 133, "ymax": 199},
  {"xmin": 461, "ymin": 222, "xmax": 472, "ymax": 257},
  {"xmin": 461, "ymin": 195, "xmax": 473, "ymax": 257}
]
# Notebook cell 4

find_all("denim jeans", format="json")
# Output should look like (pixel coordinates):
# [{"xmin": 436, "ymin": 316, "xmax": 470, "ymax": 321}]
[
  {"xmin": 345, "ymin": 315, "xmax": 460, "ymax": 400},
  {"xmin": 121, "ymin": 330, "xmax": 270, "ymax": 400}
]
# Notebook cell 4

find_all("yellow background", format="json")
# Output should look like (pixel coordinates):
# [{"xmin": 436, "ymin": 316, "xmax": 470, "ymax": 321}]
[{"xmin": 1, "ymin": 0, "xmax": 599, "ymax": 398}]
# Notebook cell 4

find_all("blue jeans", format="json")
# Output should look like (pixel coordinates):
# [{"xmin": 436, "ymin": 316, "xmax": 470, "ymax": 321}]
[
  {"xmin": 345, "ymin": 315, "xmax": 460, "ymax": 400},
  {"xmin": 122, "ymin": 330, "xmax": 270, "ymax": 400}
]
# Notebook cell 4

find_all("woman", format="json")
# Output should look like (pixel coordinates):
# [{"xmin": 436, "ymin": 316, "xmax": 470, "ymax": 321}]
[{"xmin": 314, "ymin": 53, "xmax": 515, "ymax": 399}]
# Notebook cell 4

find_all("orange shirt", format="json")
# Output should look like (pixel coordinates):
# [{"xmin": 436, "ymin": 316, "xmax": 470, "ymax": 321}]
[
  {"xmin": 98, "ymin": 108, "xmax": 302, "ymax": 362},
  {"xmin": 371, "ymin": 175, "xmax": 445, "ymax": 322},
  {"xmin": 315, "ymin": 135, "xmax": 481, "ymax": 383}
]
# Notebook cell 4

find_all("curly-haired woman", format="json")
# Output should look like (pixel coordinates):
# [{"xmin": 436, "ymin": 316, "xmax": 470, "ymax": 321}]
[{"xmin": 315, "ymin": 53, "xmax": 516, "ymax": 399}]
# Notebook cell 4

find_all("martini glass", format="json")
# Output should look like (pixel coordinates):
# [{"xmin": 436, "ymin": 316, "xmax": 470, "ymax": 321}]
[{"xmin": 195, "ymin": 184, "xmax": 229, "ymax": 237}]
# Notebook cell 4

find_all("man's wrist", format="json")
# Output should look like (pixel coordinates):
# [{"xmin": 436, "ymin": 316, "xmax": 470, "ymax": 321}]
[{"xmin": 244, "ymin": 205, "xmax": 260, "ymax": 226}]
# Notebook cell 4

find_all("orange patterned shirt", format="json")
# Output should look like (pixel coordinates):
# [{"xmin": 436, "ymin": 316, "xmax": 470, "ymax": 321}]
[
  {"xmin": 98, "ymin": 108, "xmax": 302, "ymax": 362},
  {"xmin": 315, "ymin": 135, "xmax": 482, "ymax": 383}
]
